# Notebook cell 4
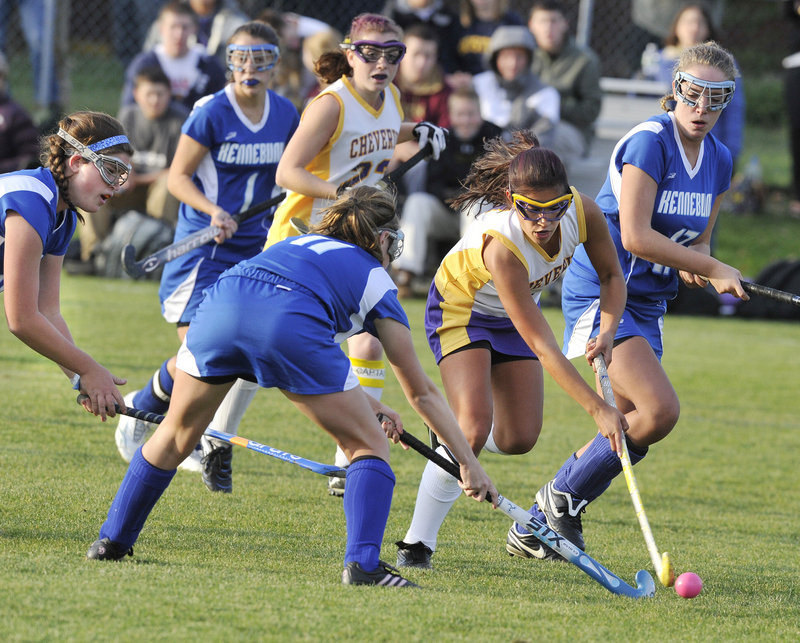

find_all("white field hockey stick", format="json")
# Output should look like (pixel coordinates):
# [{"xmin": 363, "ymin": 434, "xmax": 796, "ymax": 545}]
[
  {"xmin": 121, "ymin": 192, "xmax": 286, "ymax": 278},
  {"xmin": 593, "ymin": 355, "xmax": 675, "ymax": 587},
  {"xmin": 76, "ymin": 395, "xmax": 346, "ymax": 477},
  {"xmin": 398, "ymin": 430, "xmax": 655, "ymax": 599}
]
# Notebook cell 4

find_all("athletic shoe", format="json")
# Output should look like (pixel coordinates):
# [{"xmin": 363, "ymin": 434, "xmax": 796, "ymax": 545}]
[
  {"xmin": 201, "ymin": 436, "xmax": 233, "ymax": 493},
  {"xmin": 86, "ymin": 537, "xmax": 133, "ymax": 561},
  {"xmin": 535, "ymin": 480, "xmax": 588, "ymax": 551},
  {"xmin": 327, "ymin": 475, "xmax": 345, "ymax": 497},
  {"xmin": 177, "ymin": 441, "xmax": 204, "ymax": 473},
  {"xmin": 395, "ymin": 540, "xmax": 433, "ymax": 569},
  {"xmin": 115, "ymin": 391, "xmax": 153, "ymax": 462},
  {"xmin": 342, "ymin": 560, "xmax": 420, "ymax": 587},
  {"xmin": 505, "ymin": 524, "xmax": 560, "ymax": 560}
]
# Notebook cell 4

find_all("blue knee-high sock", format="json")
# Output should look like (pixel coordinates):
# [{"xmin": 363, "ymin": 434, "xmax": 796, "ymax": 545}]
[
  {"xmin": 132, "ymin": 360, "xmax": 174, "ymax": 414},
  {"xmin": 98, "ymin": 447, "xmax": 176, "ymax": 548},
  {"xmin": 519, "ymin": 434, "xmax": 648, "ymax": 533},
  {"xmin": 343, "ymin": 456, "xmax": 395, "ymax": 571}
]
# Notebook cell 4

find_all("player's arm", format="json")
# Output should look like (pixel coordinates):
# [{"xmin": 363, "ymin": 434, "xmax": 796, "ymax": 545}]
[
  {"xmin": 275, "ymin": 94, "xmax": 340, "ymax": 200},
  {"xmin": 578, "ymin": 196, "xmax": 627, "ymax": 365},
  {"xmin": 167, "ymin": 133, "xmax": 237, "ymax": 243},
  {"xmin": 485, "ymin": 236, "xmax": 626, "ymax": 452},
  {"xmin": 618, "ymin": 164, "xmax": 744, "ymax": 297},
  {"xmin": 374, "ymin": 317, "xmax": 497, "ymax": 503}
]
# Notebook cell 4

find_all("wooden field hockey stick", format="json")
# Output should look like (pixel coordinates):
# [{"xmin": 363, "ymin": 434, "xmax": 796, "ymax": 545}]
[
  {"xmin": 741, "ymin": 280, "xmax": 800, "ymax": 307},
  {"xmin": 398, "ymin": 429, "xmax": 655, "ymax": 599},
  {"xmin": 120, "ymin": 192, "xmax": 286, "ymax": 278},
  {"xmin": 76, "ymin": 395, "xmax": 346, "ymax": 477},
  {"xmin": 593, "ymin": 355, "xmax": 675, "ymax": 587}
]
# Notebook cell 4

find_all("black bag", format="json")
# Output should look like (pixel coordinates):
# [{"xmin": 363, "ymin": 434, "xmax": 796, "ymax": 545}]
[
  {"xmin": 737, "ymin": 260, "xmax": 800, "ymax": 319},
  {"xmin": 94, "ymin": 210, "xmax": 174, "ymax": 280}
]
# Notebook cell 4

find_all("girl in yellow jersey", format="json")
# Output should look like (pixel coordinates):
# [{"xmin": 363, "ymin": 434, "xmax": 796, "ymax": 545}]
[
  {"xmin": 396, "ymin": 131, "xmax": 628, "ymax": 568},
  {"xmin": 266, "ymin": 12, "xmax": 447, "ymax": 495}
]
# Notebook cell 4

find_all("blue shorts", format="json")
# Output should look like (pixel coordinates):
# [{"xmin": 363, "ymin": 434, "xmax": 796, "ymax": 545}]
[
  {"xmin": 175, "ymin": 267, "xmax": 359, "ymax": 394},
  {"xmin": 425, "ymin": 281, "xmax": 536, "ymax": 364},
  {"xmin": 159, "ymin": 252, "xmax": 236, "ymax": 324},
  {"xmin": 561, "ymin": 270, "xmax": 667, "ymax": 360}
]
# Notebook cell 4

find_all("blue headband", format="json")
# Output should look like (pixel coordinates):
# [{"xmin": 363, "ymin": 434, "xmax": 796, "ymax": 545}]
[{"xmin": 87, "ymin": 135, "xmax": 129, "ymax": 152}]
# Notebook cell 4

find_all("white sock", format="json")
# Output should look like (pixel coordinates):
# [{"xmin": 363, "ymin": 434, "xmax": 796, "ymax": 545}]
[
  {"xmin": 403, "ymin": 446, "xmax": 463, "ymax": 551},
  {"xmin": 483, "ymin": 429, "xmax": 510, "ymax": 455},
  {"xmin": 208, "ymin": 378, "xmax": 259, "ymax": 436},
  {"xmin": 334, "ymin": 444, "xmax": 350, "ymax": 468}
]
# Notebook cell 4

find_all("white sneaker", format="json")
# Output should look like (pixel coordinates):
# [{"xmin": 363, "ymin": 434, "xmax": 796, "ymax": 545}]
[
  {"xmin": 177, "ymin": 441, "xmax": 204, "ymax": 473},
  {"xmin": 115, "ymin": 391, "xmax": 154, "ymax": 462}
]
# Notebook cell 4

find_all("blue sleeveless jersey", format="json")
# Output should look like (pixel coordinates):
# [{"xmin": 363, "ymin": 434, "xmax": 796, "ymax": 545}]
[
  {"xmin": 568, "ymin": 111, "xmax": 732, "ymax": 302},
  {"xmin": 175, "ymin": 85, "xmax": 299, "ymax": 263},
  {"xmin": 0, "ymin": 167, "xmax": 77, "ymax": 292}
]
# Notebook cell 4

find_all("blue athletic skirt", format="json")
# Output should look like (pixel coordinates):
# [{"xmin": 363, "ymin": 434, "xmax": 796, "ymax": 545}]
[{"xmin": 176, "ymin": 267, "xmax": 359, "ymax": 394}]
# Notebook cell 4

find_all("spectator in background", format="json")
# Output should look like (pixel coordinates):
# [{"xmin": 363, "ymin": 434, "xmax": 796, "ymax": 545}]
[
  {"xmin": 456, "ymin": 0, "xmax": 524, "ymax": 75},
  {"xmin": 784, "ymin": 0, "xmax": 800, "ymax": 216},
  {"xmin": 143, "ymin": 0, "xmax": 250, "ymax": 62},
  {"xmin": 0, "ymin": 52, "xmax": 39, "ymax": 173},
  {"xmin": 382, "ymin": 0, "xmax": 463, "ymax": 75},
  {"xmin": 122, "ymin": 1, "xmax": 227, "ymax": 113},
  {"xmin": 641, "ymin": 3, "xmax": 745, "ymax": 168},
  {"xmin": 528, "ymin": 0, "xmax": 602, "ymax": 158},
  {"xmin": 396, "ymin": 24, "xmax": 451, "ymax": 128},
  {"xmin": 300, "ymin": 28, "xmax": 343, "ymax": 104},
  {"xmin": 393, "ymin": 88, "xmax": 502, "ymax": 297},
  {"xmin": 112, "ymin": 0, "xmax": 163, "ymax": 67},
  {"xmin": 78, "ymin": 67, "xmax": 187, "ymax": 266},
  {"xmin": 472, "ymin": 26, "xmax": 561, "ymax": 152}
]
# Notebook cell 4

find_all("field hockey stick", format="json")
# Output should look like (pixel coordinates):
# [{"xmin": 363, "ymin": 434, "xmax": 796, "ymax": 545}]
[
  {"xmin": 375, "ymin": 142, "xmax": 433, "ymax": 191},
  {"xmin": 121, "ymin": 192, "xmax": 286, "ymax": 278},
  {"xmin": 593, "ymin": 355, "xmax": 675, "ymax": 588},
  {"xmin": 76, "ymin": 395, "xmax": 346, "ymax": 477},
  {"xmin": 741, "ymin": 280, "xmax": 800, "ymax": 307},
  {"xmin": 398, "ymin": 430, "xmax": 655, "ymax": 599}
]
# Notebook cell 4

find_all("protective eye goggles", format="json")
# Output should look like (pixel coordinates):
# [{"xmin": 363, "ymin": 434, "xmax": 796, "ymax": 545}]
[
  {"xmin": 511, "ymin": 191, "xmax": 573, "ymax": 222},
  {"xmin": 378, "ymin": 227, "xmax": 404, "ymax": 261},
  {"xmin": 226, "ymin": 44, "xmax": 280, "ymax": 72},
  {"xmin": 340, "ymin": 40, "xmax": 406, "ymax": 65},
  {"xmin": 673, "ymin": 71, "xmax": 735, "ymax": 112},
  {"xmin": 57, "ymin": 128, "xmax": 131, "ymax": 188}
]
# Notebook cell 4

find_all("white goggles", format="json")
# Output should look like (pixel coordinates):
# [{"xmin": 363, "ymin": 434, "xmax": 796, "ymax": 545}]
[
  {"xmin": 379, "ymin": 228, "xmax": 404, "ymax": 262},
  {"xmin": 57, "ymin": 128, "xmax": 131, "ymax": 187},
  {"xmin": 226, "ymin": 44, "xmax": 280, "ymax": 72},
  {"xmin": 674, "ymin": 71, "xmax": 735, "ymax": 112}
]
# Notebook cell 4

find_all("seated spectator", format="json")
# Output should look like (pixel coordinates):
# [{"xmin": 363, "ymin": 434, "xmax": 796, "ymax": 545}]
[
  {"xmin": 393, "ymin": 88, "xmax": 502, "ymax": 297},
  {"xmin": 640, "ymin": 2, "xmax": 745, "ymax": 167},
  {"xmin": 528, "ymin": 0, "xmax": 602, "ymax": 157},
  {"xmin": 472, "ymin": 26, "xmax": 560, "ymax": 148},
  {"xmin": 382, "ymin": 0, "xmax": 463, "ymax": 75},
  {"xmin": 300, "ymin": 27, "xmax": 343, "ymax": 104},
  {"xmin": 143, "ymin": 0, "xmax": 249, "ymax": 62},
  {"xmin": 121, "ymin": 1, "xmax": 227, "ymax": 112},
  {"xmin": 396, "ymin": 24, "xmax": 451, "ymax": 127},
  {"xmin": 80, "ymin": 67, "xmax": 187, "ymax": 266},
  {"xmin": 456, "ymin": 0, "xmax": 524, "ymax": 75},
  {"xmin": 0, "ymin": 52, "xmax": 39, "ymax": 173}
]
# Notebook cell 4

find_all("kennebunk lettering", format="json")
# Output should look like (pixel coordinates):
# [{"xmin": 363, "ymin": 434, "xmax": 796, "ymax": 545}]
[{"xmin": 656, "ymin": 190, "xmax": 713, "ymax": 217}]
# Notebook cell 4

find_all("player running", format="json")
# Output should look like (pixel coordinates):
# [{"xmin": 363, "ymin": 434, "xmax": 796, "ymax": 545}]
[
  {"xmin": 264, "ymin": 12, "xmax": 446, "ymax": 497},
  {"xmin": 86, "ymin": 186, "xmax": 497, "ymax": 588},
  {"xmin": 508, "ymin": 41, "xmax": 749, "ymax": 561},
  {"xmin": 114, "ymin": 21, "xmax": 300, "ymax": 491},
  {"xmin": 1, "ymin": 111, "xmax": 132, "ymax": 420},
  {"xmin": 396, "ymin": 131, "xmax": 628, "ymax": 569}
]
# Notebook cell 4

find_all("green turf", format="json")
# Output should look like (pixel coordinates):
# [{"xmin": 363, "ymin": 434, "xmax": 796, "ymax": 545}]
[{"xmin": 1, "ymin": 271, "xmax": 799, "ymax": 642}]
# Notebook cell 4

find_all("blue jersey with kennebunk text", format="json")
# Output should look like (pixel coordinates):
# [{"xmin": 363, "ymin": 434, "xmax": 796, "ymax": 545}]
[
  {"xmin": 569, "ymin": 111, "xmax": 732, "ymax": 302},
  {"xmin": 176, "ymin": 84, "xmax": 299, "ymax": 264},
  {"xmin": 0, "ymin": 167, "xmax": 77, "ymax": 292},
  {"xmin": 236, "ymin": 234, "xmax": 409, "ymax": 339}
]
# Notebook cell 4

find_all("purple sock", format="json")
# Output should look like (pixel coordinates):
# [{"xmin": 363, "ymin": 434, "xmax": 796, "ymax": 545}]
[{"xmin": 343, "ymin": 456, "xmax": 395, "ymax": 571}]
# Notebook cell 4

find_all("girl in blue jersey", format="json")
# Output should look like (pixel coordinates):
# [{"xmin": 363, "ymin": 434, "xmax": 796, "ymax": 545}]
[
  {"xmin": 115, "ymin": 21, "xmax": 301, "ymax": 488},
  {"xmin": 1, "ymin": 111, "xmax": 132, "ymax": 420},
  {"xmin": 396, "ymin": 131, "xmax": 628, "ymax": 568},
  {"xmin": 87, "ymin": 186, "xmax": 497, "ymax": 588},
  {"xmin": 511, "ymin": 42, "xmax": 749, "ymax": 560}
]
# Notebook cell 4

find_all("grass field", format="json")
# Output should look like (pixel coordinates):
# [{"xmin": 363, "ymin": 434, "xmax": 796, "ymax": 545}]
[{"xmin": 1, "ymin": 269, "xmax": 799, "ymax": 642}]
